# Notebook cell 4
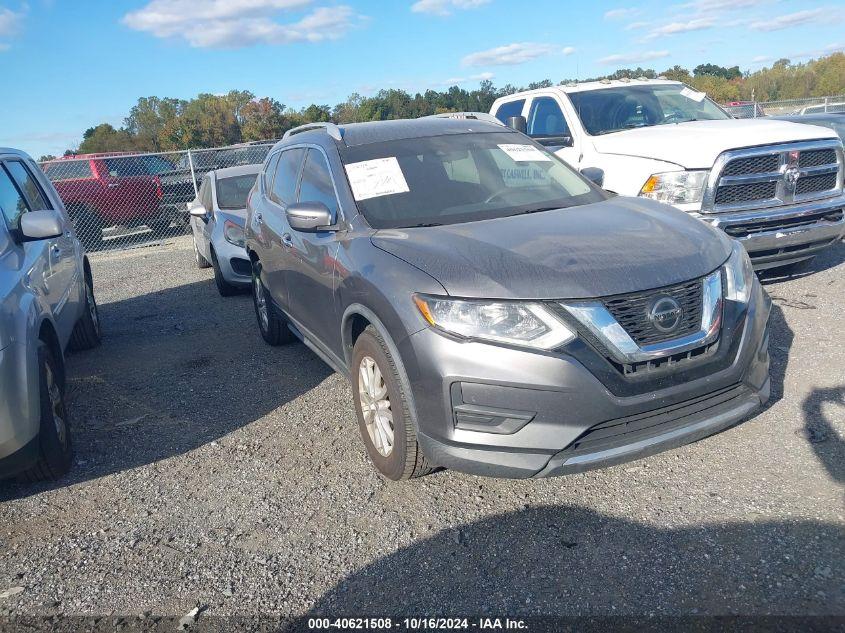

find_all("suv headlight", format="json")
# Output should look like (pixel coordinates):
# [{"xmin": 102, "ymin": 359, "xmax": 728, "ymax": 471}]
[
  {"xmin": 223, "ymin": 220, "xmax": 245, "ymax": 248},
  {"xmin": 413, "ymin": 295, "xmax": 575, "ymax": 350},
  {"xmin": 640, "ymin": 170, "xmax": 709, "ymax": 205},
  {"xmin": 723, "ymin": 243, "xmax": 755, "ymax": 303}
]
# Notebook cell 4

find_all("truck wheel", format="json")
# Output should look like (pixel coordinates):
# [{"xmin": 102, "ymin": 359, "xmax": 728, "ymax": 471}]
[
  {"xmin": 352, "ymin": 326, "xmax": 433, "ymax": 481},
  {"xmin": 70, "ymin": 205, "xmax": 104, "ymax": 252},
  {"xmin": 68, "ymin": 270, "xmax": 102, "ymax": 351},
  {"xmin": 20, "ymin": 344, "xmax": 73, "ymax": 482},
  {"xmin": 251, "ymin": 261, "xmax": 294, "ymax": 346},
  {"xmin": 193, "ymin": 236, "xmax": 211, "ymax": 269},
  {"xmin": 211, "ymin": 249, "xmax": 240, "ymax": 297}
]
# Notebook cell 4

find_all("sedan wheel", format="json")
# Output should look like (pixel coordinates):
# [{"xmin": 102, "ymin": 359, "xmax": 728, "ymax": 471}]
[{"xmin": 358, "ymin": 356, "xmax": 394, "ymax": 457}]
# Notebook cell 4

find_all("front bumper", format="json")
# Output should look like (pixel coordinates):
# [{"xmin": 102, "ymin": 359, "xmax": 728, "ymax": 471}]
[
  {"xmin": 695, "ymin": 195, "xmax": 845, "ymax": 270},
  {"xmin": 211, "ymin": 228, "xmax": 251, "ymax": 286},
  {"xmin": 399, "ymin": 281, "xmax": 771, "ymax": 479}
]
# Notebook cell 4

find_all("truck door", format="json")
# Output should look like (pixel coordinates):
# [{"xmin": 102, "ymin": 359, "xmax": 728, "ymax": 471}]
[{"xmin": 525, "ymin": 96, "xmax": 580, "ymax": 167}]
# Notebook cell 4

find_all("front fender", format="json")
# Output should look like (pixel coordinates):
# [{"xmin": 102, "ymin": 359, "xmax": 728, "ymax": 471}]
[{"xmin": 586, "ymin": 152, "xmax": 684, "ymax": 198}]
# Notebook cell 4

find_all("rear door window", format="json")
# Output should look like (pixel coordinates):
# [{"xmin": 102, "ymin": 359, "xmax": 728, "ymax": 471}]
[
  {"xmin": 43, "ymin": 160, "xmax": 93, "ymax": 181},
  {"xmin": 271, "ymin": 149, "xmax": 305, "ymax": 207},
  {"xmin": 298, "ymin": 150, "xmax": 339, "ymax": 219},
  {"xmin": 494, "ymin": 99, "xmax": 526, "ymax": 124},
  {"xmin": 0, "ymin": 165, "xmax": 31, "ymax": 229},
  {"xmin": 6, "ymin": 160, "xmax": 51, "ymax": 211}
]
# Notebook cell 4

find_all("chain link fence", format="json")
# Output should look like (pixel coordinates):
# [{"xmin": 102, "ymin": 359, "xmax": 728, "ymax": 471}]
[
  {"xmin": 38, "ymin": 141, "xmax": 276, "ymax": 252},
  {"xmin": 723, "ymin": 95, "xmax": 845, "ymax": 118}
]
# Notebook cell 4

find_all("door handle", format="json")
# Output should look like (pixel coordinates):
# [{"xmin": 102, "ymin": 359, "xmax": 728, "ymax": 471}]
[
  {"xmin": 282, "ymin": 233, "xmax": 293, "ymax": 247},
  {"xmin": 254, "ymin": 212, "xmax": 263, "ymax": 224}
]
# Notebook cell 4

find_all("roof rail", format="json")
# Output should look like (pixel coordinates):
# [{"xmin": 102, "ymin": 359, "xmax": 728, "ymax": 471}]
[
  {"xmin": 425, "ymin": 112, "xmax": 504, "ymax": 126},
  {"xmin": 283, "ymin": 122, "xmax": 344, "ymax": 142}
]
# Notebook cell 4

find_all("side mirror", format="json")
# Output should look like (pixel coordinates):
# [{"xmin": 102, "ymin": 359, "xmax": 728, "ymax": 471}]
[
  {"xmin": 286, "ymin": 201, "xmax": 334, "ymax": 233},
  {"xmin": 189, "ymin": 200, "xmax": 209, "ymax": 220},
  {"xmin": 506, "ymin": 116, "xmax": 527, "ymax": 134},
  {"xmin": 19, "ymin": 210, "xmax": 64, "ymax": 241},
  {"xmin": 580, "ymin": 167, "xmax": 605, "ymax": 188}
]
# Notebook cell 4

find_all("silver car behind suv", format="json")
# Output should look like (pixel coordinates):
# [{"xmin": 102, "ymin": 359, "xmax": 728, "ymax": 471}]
[{"xmin": 0, "ymin": 148, "xmax": 101, "ymax": 481}]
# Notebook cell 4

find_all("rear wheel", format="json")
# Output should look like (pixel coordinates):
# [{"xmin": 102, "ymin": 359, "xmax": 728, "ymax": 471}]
[
  {"xmin": 211, "ymin": 249, "xmax": 241, "ymax": 297},
  {"xmin": 68, "ymin": 270, "xmax": 101, "ymax": 351},
  {"xmin": 20, "ymin": 344, "xmax": 73, "ymax": 482},
  {"xmin": 352, "ymin": 326, "xmax": 433, "ymax": 481},
  {"xmin": 251, "ymin": 260, "xmax": 294, "ymax": 346}
]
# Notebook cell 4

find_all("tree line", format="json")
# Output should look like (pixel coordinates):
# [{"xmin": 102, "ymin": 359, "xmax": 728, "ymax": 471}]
[{"xmin": 40, "ymin": 52, "xmax": 845, "ymax": 161}]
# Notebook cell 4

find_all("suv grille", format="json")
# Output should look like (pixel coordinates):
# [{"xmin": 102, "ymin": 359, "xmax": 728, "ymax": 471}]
[
  {"xmin": 603, "ymin": 278, "xmax": 703, "ymax": 346},
  {"xmin": 708, "ymin": 141, "xmax": 842, "ymax": 212}
]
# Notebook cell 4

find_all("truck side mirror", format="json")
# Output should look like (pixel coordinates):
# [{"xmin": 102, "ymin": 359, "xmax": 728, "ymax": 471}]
[
  {"xmin": 506, "ymin": 116, "xmax": 527, "ymax": 134},
  {"xmin": 580, "ymin": 167, "xmax": 605, "ymax": 188}
]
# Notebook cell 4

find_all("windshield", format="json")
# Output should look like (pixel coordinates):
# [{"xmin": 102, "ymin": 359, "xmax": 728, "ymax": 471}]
[
  {"xmin": 340, "ymin": 132, "xmax": 604, "ymax": 229},
  {"xmin": 568, "ymin": 84, "xmax": 731, "ymax": 135},
  {"xmin": 216, "ymin": 173, "xmax": 257, "ymax": 210}
]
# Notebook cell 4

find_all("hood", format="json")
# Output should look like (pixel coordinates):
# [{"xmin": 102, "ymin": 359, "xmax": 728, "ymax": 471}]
[
  {"xmin": 371, "ymin": 197, "xmax": 732, "ymax": 300},
  {"xmin": 591, "ymin": 119, "xmax": 839, "ymax": 169}
]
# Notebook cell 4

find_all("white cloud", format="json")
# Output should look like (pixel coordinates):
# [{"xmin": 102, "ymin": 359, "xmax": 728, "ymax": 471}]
[
  {"xmin": 411, "ymin": 0, "xmax": 490, "ymax": 16},
  {"xmin": 598, "ymin": 50, "xmax": 670, "ymax": 65},
  {"xmin": 604, "ymin": 7, "xmax": 638, "ymax": 20},
  {"xmin": 122, "ymin": 0, "xmax": 365, "ymax": 48},
  {"xmin": 461, "ymin": 42, "xmax": 560, "ymax": 67},
  {"xmin": 436, "ymin": 71, "xmax": 495, "ymax": 86},
  {"xmin": 0, "ymin": 4, "xmax": 26, "ymax": 50},
  {"xmin": 625, "ymin": 21, "xmax": 649, "ymax": 31},
  {"xmin": 749, "ymin": 9, "xmax": 827, "ymax": 32},
  {"xmin": 644, "ymin": 17, "xmax": 716, "ymax": 39},
  {"xmin": 674, "ymin": 0, "xmax": 765, "ymax": 11},
  {"xmin": 562, "ymin": 46, "xmax": 576, "ymax": 55}
]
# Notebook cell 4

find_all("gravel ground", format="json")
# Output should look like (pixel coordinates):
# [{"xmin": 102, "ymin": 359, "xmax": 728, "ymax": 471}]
[{"xmin": 0, "ymin": 236, "xmax": 842, "ymax": 626}]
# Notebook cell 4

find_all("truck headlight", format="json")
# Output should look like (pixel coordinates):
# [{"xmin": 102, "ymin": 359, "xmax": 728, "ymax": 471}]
[
  {"xmin": 413, "ymin": 295, "xmax": 575, "ymax": 350},
  {"xmin": 640, "ymin": 170, "xmax": 709, "ymax": 205},
  {"xmin": 223, "ymin": 220, "xmax": 245, "ymax": 248},
  {"xmin": 723, "ymin": 243, "xmax": 755, "ymax": 304}
]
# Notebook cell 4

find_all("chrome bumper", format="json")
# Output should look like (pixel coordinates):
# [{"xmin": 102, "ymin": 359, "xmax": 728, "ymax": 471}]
[{"xmin": 695, "ymin": 195, "xmax": 845, "ymax": 270}]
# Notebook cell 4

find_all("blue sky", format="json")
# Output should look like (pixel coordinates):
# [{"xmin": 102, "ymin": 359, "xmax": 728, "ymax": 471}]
[{"xmin": 0, "ymin": 0, "xmax": 842, "ymax": 158}]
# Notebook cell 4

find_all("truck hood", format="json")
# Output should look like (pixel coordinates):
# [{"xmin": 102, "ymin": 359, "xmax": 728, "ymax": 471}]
[
  {"xmin": 591, "ymin": 119, "xmax": 839, "ymax": 169},
  {"xmin": 371, "ymin": 197, "xmax": 732, "ymax": 300}
]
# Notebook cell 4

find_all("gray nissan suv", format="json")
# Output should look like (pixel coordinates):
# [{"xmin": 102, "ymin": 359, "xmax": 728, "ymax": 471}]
[{"xmin": 245, "ymin": 118, "xmax": 771, "ymax": 481}]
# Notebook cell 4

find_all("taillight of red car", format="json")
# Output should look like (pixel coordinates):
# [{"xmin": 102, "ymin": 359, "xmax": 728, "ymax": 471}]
[{"xmin": 154, "ymin": 175, "xmax": 163, "ymax": 199}]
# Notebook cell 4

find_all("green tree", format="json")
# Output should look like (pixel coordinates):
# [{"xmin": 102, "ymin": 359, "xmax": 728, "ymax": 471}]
[
  {"xmin": 241, "ymin": 97, "xmax": 289, "ymax": 141},
  {"xmin": 125, "ymin": 97, "xmax": 186, "ymax": 151},
  {"xmin": 77, "ymin": 124, "xmax": 135, "ymax": 154}
]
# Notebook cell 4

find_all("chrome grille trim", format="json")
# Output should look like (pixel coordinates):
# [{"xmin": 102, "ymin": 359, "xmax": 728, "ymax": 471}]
[
  {"xmin": 702, "ymin": 139, "xmax": 845, "ymax": 213},
  {"xmin": 560, "ymin": 270, "xmax": 723, "ymax": 364}
]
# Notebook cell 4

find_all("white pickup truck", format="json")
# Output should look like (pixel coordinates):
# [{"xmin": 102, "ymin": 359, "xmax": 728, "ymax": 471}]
[{"xmin": 491, "ymin": 79, "xmax": 845, "ymax": 270}]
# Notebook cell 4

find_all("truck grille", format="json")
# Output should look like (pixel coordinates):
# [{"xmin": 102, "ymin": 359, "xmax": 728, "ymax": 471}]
[
  {"xmin": 603, "ymin": 278, "xmax": 703, "ymax": 346},
  {"xmin": 706, "ymin": 140, "xmax": 843, "ymax": 212}
]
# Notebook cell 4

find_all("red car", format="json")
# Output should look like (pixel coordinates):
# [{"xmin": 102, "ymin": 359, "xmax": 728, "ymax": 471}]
[{"xmin": 40, "ymin": 153, "xmax": 172, "ymax": 250}]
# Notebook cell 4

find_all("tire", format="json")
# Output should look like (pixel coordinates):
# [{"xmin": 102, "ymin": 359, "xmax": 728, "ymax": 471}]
[
  {"xmin": 20, "ymin": 344, "xmax": 73, "ymax": 482},
  {"xmin": 194, "ymin": 236, "xmax": 211, "ymax": 269},
  {"xmin": 211, "ymin": 249, "xmax": 241, "ymax": 297},
  {"xmin": 68, "ymin": 270, "xmax": 102, "ymax": 351},
  {"xmin": 351, "ymin": 326, "xmax": 433, "ymax": 481},
  {"xmin": 70, "ymin": 205, "xmax": 104, "ymax": 252},
  {"xmin": 251, "ymin": 260, "xmax": 294, "ymax": 346}
]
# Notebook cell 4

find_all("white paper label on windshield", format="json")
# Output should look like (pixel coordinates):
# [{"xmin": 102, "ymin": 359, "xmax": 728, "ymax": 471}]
[
  {"xmin": 497, "ymin": 144, "xmax": 552, "ymax": 162},
  {"xmin": 680, "ymin": 87, "xmax": 706, "ymax": 103},
  {"xmin": 345, "ymin": 157, "xmax": 410, "ymax": 201}
]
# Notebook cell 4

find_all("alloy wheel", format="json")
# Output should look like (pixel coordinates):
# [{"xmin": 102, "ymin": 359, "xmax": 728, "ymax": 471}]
[
  {"xmin": 358, "ymin": 356, "xmax": 394, "ymax": 457},
  {"xmin": 86, "ymin": 281, "xmax": 100, "ymax": 333},
  {"xmin": 253, "ymin": 274, "xmax": 269, "ymax": 331},
  {"xmin": 45, "ymin": 364, "xmax": 67, "ymax": 448}
]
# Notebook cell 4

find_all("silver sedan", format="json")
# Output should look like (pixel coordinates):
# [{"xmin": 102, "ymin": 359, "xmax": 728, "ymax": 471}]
[{"xmin": 189, "ymin": 164, "xmax": 260, "ymax": 296}]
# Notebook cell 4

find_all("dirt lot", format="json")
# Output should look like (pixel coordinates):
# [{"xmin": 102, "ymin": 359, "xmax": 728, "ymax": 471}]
[{"xmin": 0, "ymin": 236, "xmax": 843, "ymax": 624}]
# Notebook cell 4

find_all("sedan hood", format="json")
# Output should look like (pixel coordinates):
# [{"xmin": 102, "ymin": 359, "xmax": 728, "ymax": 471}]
[
  {"xmin": 371, "ymin": 197, "xmax": 732, "ymax": 300},
  {"xmin": 591, "ymin": 119, "xmax": 839, "ymax": 169}
]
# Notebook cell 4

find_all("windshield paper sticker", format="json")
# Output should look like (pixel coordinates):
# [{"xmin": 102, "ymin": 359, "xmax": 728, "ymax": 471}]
[
  {"xmin": 498, "ymin": 144, "xmax": 552, "ymax": 162},
  {"xmin": 680, "ymin": 87, "xmax": 706, "ymax": 103},
  {"xmin": 345, "ymin": 157, "xmax": 410, "ymax": 201}
]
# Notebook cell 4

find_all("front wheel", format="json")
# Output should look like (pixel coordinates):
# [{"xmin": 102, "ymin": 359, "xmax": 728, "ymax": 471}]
[
  {"xmin": 20, "ymin": 345, "xmax": 73, "ymax": 481},
  {"xmin": 352, "ymin": 326, "xmax": 433, "ymax": 481},
  {"xmin": 211, "ymin": 249, "xmax": 241, "ymax": 297},
  {"xmin": 251, "ymin": 261, "xmax": 294, "ymax": 346}
]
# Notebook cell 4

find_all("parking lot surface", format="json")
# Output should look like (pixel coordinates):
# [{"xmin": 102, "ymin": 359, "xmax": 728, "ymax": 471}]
[{"xmin": 0, "ymin": 236, "xmax": 843, "ymax": 621}]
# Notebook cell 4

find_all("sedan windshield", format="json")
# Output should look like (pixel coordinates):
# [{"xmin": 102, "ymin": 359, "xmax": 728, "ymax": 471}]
[
  {"xmin": 216, "ymin": 174, "xmax": 257, "ymax": 210},
  {"xmin": 340, "ymin": 132, "xmax": 605, "ymax": 229},
  {"xmin": 568, "ymin": 84, "xmax": 731, "ymax": 136}
]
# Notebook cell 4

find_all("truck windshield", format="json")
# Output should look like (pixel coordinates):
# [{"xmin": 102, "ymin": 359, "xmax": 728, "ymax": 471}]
[
  {"xmin": 216, "ymin": 174, "xmax": 257, "ymax": 210},
  {"xmin": 340, "ymin": 132, "xmax": 605, "ymax": 229},
  {"xmin": 568, "ymin": 84, "xmax": 731, "ymax": 135}
]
